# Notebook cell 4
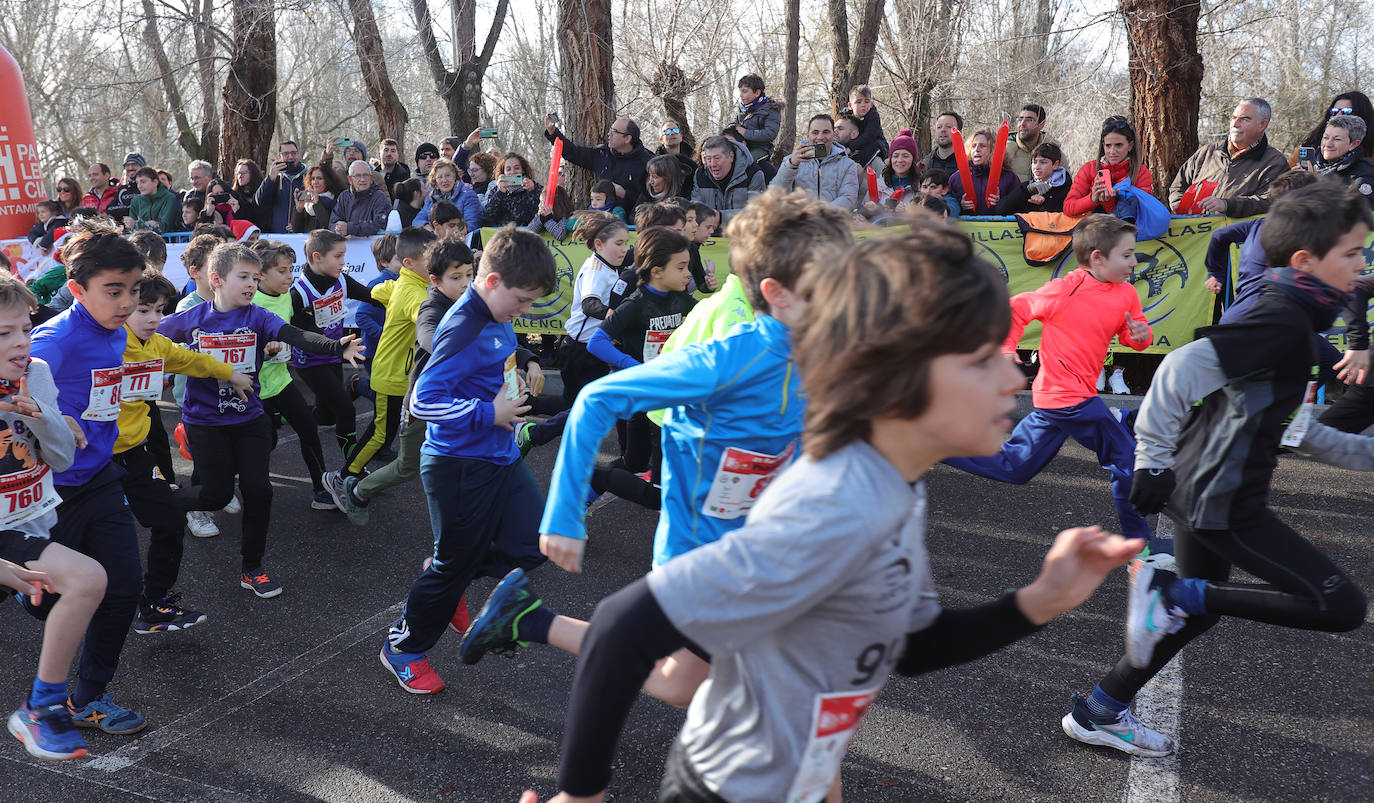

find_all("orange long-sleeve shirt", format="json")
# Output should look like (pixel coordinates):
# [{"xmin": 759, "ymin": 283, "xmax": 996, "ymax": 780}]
[{"xmin": 1005, "ymin": 268, "xmax": 1152, "ymax": 409}]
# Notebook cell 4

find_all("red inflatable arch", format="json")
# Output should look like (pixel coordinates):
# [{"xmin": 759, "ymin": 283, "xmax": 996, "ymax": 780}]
[{"xmin": 0, "ymin": 46, "xmax": 46, "ymax": 240}]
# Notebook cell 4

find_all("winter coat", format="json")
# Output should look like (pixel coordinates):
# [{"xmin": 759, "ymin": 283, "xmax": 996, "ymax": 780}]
[
  {"xmin": 254, "ymin": 163, "xmax": 308, "ymax": 233},
  {"xmin": 1168, "ymin": 135, "xmax": 1290, "ymax": 217},
  {"xmin": 946, "ymin": 161, "xmax": 1023, "ymax": 215},
  {"xmin": 846, "ymin": 107, "xmax": 889, "ymax": 169},
  {"xmin": 128, "ymin": 186, "xmax": 181, "ymax": 233},
  {"xmin": 770, "ymin": 143, "xmax": 861, "ymax": 210},
  {"xmin": 329, "ymin": 184, "xmax": 390, "ymax": 237},
  {"xmin": 1003, "ymin": 166, "xmax": 1071, "ymax": 214},
  {"xmin": 482, "ymin": 179, "xmax": 543, "ymax": 227},
  {"xmin": 544, "ymin": 128, "xmax": 655, "ymax": 210},
  {"xmin": 733, "ymin": 96, "xmax": 783, "ymax": 164},
  {"xmin": 1317, "ymin": 150, "xmax": 1374, "ymax": 203},
  {"xmin": 394, "ymin": 198, "xmax": 421, "ymax": 229},
  {"xmin": 413, "ymin": 183, "xmax": 485, "ymax": 231},
  {"xmin": 1063, "ymin": 160, "xmax": 1154, "ymax": 217},
  {"xmin": 81, "ymin": 183, "xmax": 119, "ymax": 214},
  {"xmin": 1006, "ymin": 132, "xmax": 1061, "ymax": 183},
  {"xmin": 382, "ymin": 162, "xmax": 412, "ymax": 197},
  {"xmin": 292, "ymin": 193, "xmax": 337, "ymax": 233},
  {"xmin": 690, "ymin": 139, "xmax": 768, "ymax": 225}
]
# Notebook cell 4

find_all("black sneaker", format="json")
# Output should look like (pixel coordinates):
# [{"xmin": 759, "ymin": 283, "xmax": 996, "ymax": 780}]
[
  {"xmin": 135, "ymin": 593, "xmax": 208, "ymax": 634},
  {"xmin": 459, "ymin": 569, "xmax": 543, "ymax": 665}
]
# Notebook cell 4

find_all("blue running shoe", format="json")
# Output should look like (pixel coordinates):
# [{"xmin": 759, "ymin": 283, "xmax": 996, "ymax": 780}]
[
  {"xmin": 8, "ymin": 703, "xmax": 89, "ymax": 760},
  {"xmin": 67, "ymin": 693, "xmax": 146, "ymax": 735},
  {"xmin": 459, "ymin": 569, "xmax": 544, "ymax": 665}
]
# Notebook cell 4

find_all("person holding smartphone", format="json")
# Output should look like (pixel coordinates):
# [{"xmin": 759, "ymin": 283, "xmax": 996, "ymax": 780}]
[
  {"xmin": 1064, "ymin": 116, "xmax": 1153, "ymax": 217},
  {"xmin": 481, "ymin": 153, "xmax": 542, "ymax": 227},
  {"xmin": 253, "ymin": 140, "xmax": 308, "ymax": 233}
]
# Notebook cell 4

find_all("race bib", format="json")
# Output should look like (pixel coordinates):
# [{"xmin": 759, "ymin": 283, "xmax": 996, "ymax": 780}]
[
  {"xmin": 702, "ymin": 441, "xmax": 797, "ymax": 520},
  {"xmin": 503, "ymin": 352, "xmax": 521, "ymax": 400},
  {"xmin": 120, "ymin": 358, "xmax": 164, "ymax": 402},
  {"xmin": 83, "ymin": 367, "xmax": 123, "ymax": 421},
  {"xmin": 312, "ymin": 286, "xmax": 346, "ymax": 330},
  {"xmin": 785, "ymin": 688, "xmax": 881, "ymax": 803},
  {"xmin": 1280, "ymin": 380, "xmax": 1320, "ymax": 447},
  {"xmin": 266, "ymin": 342, "xmax": 292, "ymax": 364},
  {"xmin": 198, "ymin": 332, "xmax": 258, "ymax": 375},
  {"xmin": 643, "ymin": 329, "xmax": 672, "ymax": 362},
  {"xmin": 0, "ymin": 464, "xmax": 59, "ymax": 528}
]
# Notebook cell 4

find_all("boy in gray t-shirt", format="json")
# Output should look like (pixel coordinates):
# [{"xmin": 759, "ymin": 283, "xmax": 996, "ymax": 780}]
[{"xmin": 530, "ymin": 223, "xmax": 1144, "ymax": 803}]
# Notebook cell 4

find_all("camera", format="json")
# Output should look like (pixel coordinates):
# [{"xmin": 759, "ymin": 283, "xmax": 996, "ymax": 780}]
[
  {"xmin": 814, "ymin": 144, "xmax": 828, "ymax": 160},
  {"xmin": 211, "ymin": 193, "xmax": 230, "ymax": 204}
]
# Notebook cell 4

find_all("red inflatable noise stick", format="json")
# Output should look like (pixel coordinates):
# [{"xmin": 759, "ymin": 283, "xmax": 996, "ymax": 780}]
[
  {"xmin": 950, "ymin": 129, "xmax": 976, "ymax": 207},
  {"xmin": 889, "ymin": 187, "xmax": 905, "ymax": 203},
  {"xmin": 866, "ymin": 167, "xmax": 880, "ymax": 203},
  {"xmin": 986, "ymin": 120, "xmax": 1010, "ymax": 208},
  {"xmin": 543, "ymin": 137, "xmax": 563, "ymax": 209}
]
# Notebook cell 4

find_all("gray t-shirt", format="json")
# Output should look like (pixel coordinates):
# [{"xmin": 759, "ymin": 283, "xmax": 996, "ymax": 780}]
[
  {"xmin": 647, "ymin": 439, "xmax": 941, "ymax": 802},
  {"xmin": 0, "ymin": 358, "xmax": 76, "ymax": 540}
]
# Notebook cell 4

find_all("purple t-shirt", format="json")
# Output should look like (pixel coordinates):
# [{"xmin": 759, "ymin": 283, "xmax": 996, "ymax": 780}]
[{"xmin": 158, "ymin": 301, "xmax": 284, "ymax": 426}]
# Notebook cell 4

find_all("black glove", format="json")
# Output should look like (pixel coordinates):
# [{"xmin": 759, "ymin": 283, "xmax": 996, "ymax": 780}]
[{"xmin": 1129, "ymin": 468, "xmax": 1175, "ymax": 516}]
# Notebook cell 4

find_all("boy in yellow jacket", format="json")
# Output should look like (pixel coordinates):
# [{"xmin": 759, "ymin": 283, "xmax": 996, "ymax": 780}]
[{"xmin": 113, "ymin": 272, "xmax": 252, "ymax": 634}]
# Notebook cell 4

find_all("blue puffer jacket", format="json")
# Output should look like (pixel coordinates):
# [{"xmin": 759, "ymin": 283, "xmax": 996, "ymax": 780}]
[{"xmin": 413, "ymin": 182, "xmax": 485, "ymax": 232}]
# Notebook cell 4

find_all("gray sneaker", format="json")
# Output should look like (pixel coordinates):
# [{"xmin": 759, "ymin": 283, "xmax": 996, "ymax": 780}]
[
  {"xmin": 322, "ymin": 470, "xmax": 348, "ymax": 513},
  {"xmin": 340, "ymin": 475, "xmax": 370, "ymax": 526},
  {"xmin": 186, "ymin": 511, "xmax": 219, "ymax": 538}
]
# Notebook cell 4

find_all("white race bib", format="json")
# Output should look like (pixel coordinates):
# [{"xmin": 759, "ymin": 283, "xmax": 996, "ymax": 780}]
[
  {"xmin": 312, "ymin": 286, "xmax": 346, "ymax": 330},
  {"xmin": 1280, "ymin": 380, "xmax": 1320, "ymax": 447},
  {"xmin": 198, "ymin": 332, "xmax": 258, "ymax": 375},
  {"xmin": 83, "ymin": 367, "xmax": 123, "ymax": 421},
  {"xmin": 701, "ymin": 441, "xmax": 797, "ymax": 520},
  {"xmin": 120, "ymin": 358, "xmax": 164, "ymax": 402},
  {"xmin": 643, "ymin": 329, "xmax": 672, "ymax": 362},
  {"xmin": 0, "ymin": 463, "xmax": 59, "ymax": 528},
  {"xmin": 785, "ymin": 688, "xmax": 881, "ymax": 803}
]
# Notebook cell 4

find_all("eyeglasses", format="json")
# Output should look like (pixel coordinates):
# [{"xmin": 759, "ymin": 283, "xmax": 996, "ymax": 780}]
[
  {"xmin": 662, "ymin": 127, "xmax": 680, "ymax": 135},
  {"xmin": 1330, "ymin": 106, "xmax": 1354, "ymax": 116},
  {"xmin": 609, "ymin": 128, "xmax": 629, "ymax": 137}
]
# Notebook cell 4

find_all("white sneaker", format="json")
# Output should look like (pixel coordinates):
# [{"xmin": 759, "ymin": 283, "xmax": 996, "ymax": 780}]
[
  {"xmin": 1061, "ymin": 709, "xmax": 1174, "ymax": 758},
  {"xmin": 1096, "ymin": 366, "xmax": 1107, "ymax": 392},
  {"xmin": 186, "ymin": 511, "xmax": 219, "ymax": 539},
  {"xmin": 222, "ymin": 495, "xmax": 241, "ymax": 515},
  {"xmin": 1108, "ymin": 367, "xmax": 1130, "ymax": 395},
  {"xmin": 1126, "ymin": 560, "xmax": 1187, "ymax": 669}
]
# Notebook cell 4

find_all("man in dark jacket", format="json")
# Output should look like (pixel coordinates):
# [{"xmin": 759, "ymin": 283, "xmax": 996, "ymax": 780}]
[
  {"xmin": 114, "ymin": 153, "xmax": 145, "ymax": 214},
  {"xmin": 1169, "ymin": 98, "xmax": 1290, "ymax": 217},
  {"xmin": 379, "ymin": 138, "xmax": 412, "ymax": 197},
  {"xmin": 690, "ymin": 136, "xmax": 767, "ymax": 226},
  {"xmin": 544, "ymin": 115, "xmax": 654, "ymax": 210},
  {"xmin": 331, "ymin": 160, "xmax": 391, "ymax": 238},
  {"xmin": 255, "ymin": 140, "xmax": 308, "ymax": 233}
]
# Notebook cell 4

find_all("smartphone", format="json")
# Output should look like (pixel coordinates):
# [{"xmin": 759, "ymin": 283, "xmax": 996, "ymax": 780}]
[
  {"xmin": 296, "ymin": 190, "xmax": 312, "ymax": 202},
  {"xmin": 332, "ymin": 136, "xmax": 351, "ymax": 148},
  {"xmin": 211, "ymin": 193, "xmax": 229, "ymax": 204},
  {"xmin": 1298, "ymin": 146, "xmax": 1316, "ymax": 168},
  {"xmin": 1096, "ymin": 169, "xmax": 1115, "ymax": 197},
  {"xmin": 500, "ymin": 174, "xmax": 522, "ymax": 189},
  {"xmin": 814, "ymin": 144, "xmax": 828, "ymax": 160},
  {"xmin": 479, "ymin": 127, "xmax": 499, "ymax": 138},
  {"xmin": 548, "ymin": 113, "xmax": 559, "ymax": 126}
]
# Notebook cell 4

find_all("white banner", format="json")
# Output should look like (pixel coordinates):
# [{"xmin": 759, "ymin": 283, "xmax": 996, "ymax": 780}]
[{"xmin": 0, "ymin": 236, "xmax": 59, "ymax": 282}]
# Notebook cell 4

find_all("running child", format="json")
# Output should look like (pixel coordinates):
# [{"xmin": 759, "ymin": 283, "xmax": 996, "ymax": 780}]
[
  {"xmin": 518, "ymin": 223, "xmax": 1142, "ymax": 803},
  {"xmin": 0, "ymin": 273, "xmax": 106, "ymax": 761},
  {"xmin": 1062, "ymin": 181, "xmax": 1372, "ymax": 759},
  {"xmin": 159, "ymin": 243, "xmax": 363, "ymax": 598},
  {"xmin": 943, "ymin": 214, "xmax": 1165, "ymax": 556},
  {"xmin": 379, "ymin": 225, "xmax": 556, "ymax": 695},
  {"xmin": 114, "ymin": 272, "xmax": 253, "ymax": 633},
  {"xmin": 560, "ymin": 212, "xmax": 628, "ymax": 407}
]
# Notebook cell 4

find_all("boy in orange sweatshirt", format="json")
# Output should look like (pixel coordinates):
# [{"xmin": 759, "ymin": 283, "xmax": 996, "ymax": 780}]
[{"xmin": 944, "ymin": 214, "xmax": 1167, "ymax": 556}]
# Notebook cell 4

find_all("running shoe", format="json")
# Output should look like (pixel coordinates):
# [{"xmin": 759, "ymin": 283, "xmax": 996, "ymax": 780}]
[
  {"xmin": 67, "ymin": 693, "xmax": 146, "ymax": 735},
  {"xmin": 186, "ymin": 510, "xmax": 219, "ymax": 538},
  {"xmin": 339, "ymin": 475, "xmax": 369, "ymax": 526},
  {"xmin": 378, "ymin": 645, "xmax": 445, "ymax": 694},
  {"xmin": 135, "ymin": 593, "xmax": 207, "ymax": 634},
  {"xmin": 1126, "ymin": 560, "xmax": 1187, "ymax": 669},
  {"xmin": 449, "ymin": 594, "xmax": 470, "ymax": 635},
  {"xmin": 515, "ymin": 422, "xmax": 535, "ymax": 457},
  {"xmin": 8, "ymin": 703, "xmax": 89, "ymax": 760},
  {"xmin": 311, "ymin": 490, "xmax": 338, "ymax": 511},
  {"xmin": 322, "ymin": 470, "xmax": 349, "ymax": 513},
  {"xmin": 1108, "ymin": 367, "xmax": 1130, "ymax": 395},
  {"xmin": 459, "ymin": 569, "xmax": 543, "ymax": 665},
  {"xmin": 221, "ymin": 494, "xmax": 241, "ymax": 515},
  {"xmin": 174, "ymin": 422, "xmax": 192, "ymax": 460},
  {"xmin": 240, "ymin": 569, "xmax": 283, "ymax": 599},
  {"xmin": 1061, "ymin": 697, "xmax": 1174, "ymax": 757}
]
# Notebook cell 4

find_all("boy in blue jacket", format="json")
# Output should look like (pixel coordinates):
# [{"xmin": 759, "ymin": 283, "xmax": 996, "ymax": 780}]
[
  {"xmin": 379, "ymin": 225, "xmax": 557, "ymax": 695},
  {"xmin": 456, "ymin": 190, "xmax": 855, "ymax": 707}
]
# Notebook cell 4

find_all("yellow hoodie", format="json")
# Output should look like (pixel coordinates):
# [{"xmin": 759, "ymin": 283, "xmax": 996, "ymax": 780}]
[
  {"xmin": 115, "ymin": 326, "xmax": 234, "ymax": 455},
  {"xmin": 369, "ymin": 267, "xmax": 430, "ymax": 396}
]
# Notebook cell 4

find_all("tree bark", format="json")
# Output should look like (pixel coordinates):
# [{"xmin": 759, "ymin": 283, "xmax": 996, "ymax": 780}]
[
  {"xmin": 141, "ymin": 0, "xmax": 208, "ymax": 161},
  {"xmin": 194, "ymin": 0, "xmax": 220, "ymax": 167},
  {"xmin": 651, "ymin": 61, "xmax": 695, "ymax": 154},
  {"xmin": 346, "ymin": 0, "xmax": 409, "ymax": 153},
  {"xmin": 774, "ymin": 0, "xmax": 800, "ymax": 165},
  {"xmin": 218, "ymin": 0, "xmax": 276, "ymax": 177},
  {"xmin": 557, "ymin": 0, "xmax": 614, "ymax": 205},
  {"xmin": 413, "ymin": 0, "xmax": 510, "ymax": 139},
  {"xmin": 1122, "ymin": 0, "xmax": 1202, "ymax": 200},
  {"xmin": 829, "ymin": 0, "xmax": 885, "ymax": 114}
]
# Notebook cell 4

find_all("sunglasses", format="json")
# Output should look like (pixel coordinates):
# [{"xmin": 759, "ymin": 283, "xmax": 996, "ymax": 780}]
[
  {"xmin": 1330, "ymin": 106, "xmax": 1354, "ymax": 116},
  {"xmin": 1102, "ymin": 116, "xmax": 1131, "ymax": 131},
  {"xmin": 662, "ymin": 127, "xmax": 680, "ymax": 135}
]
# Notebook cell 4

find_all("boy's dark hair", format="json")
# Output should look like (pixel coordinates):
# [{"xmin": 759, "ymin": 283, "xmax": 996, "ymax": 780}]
[
  {"xmin": 1022, "ymin": 103, "xmax": 1047, "ymax": 124},
  {"xmin": 850, "ymin": 85, "xmax": 873, "ymax": 100},
  {"xmin": 305, "ymin": 228, "xmax": 347, "ymax": 261},
  {"xmin": 135, "ymin": 166, "xmax": 159, "ymax": 183},
  {"xmin": 193, "ymin": 222, "xmax": 233, "ymax": 240},
  {"xmin": 1261, "ymin": 180, "xmax": 1373, "ymax": 267},
  {"xmin": 725, "ymin": 188, "xmax": 853, "ymax": 313},
  {"xmin": 914, "ymin": 193, "xmax": 950, "ymax": 216},
  {"xmin": 429, "ymin": 200, "xmax": 464, "ymax": 228},
  {"xmin": 1073, "ymin": 213, "xmax": 1137, "ymax": 264},
  {"xmin": 738, "ymin": 73, "xmax": 765, "ymax": 93},
  {"xmin": 128, "ymin": 230, "xmax": 167, "ymax": 267},
  {"xmin": 396, "ymin": 226, "xmax": 439, "ymax": 264},
  {"xmin": 937, "ymin": 111, "xmax": 964, "ymax": 130},
  {"xmin": 371, "ymin": 232, "xmax": 398, "ymax": 266},
  {"xmin": 0, "ymin": 271, "xmax": 37, "ymax": 314},
  {"xmin": 920, "ymin": 168, "xmax": 950, "ymax": 187},
  {"xmin": 794, "ymin": 221, "xmax": 1010, "ymax": 459},
  {"xmin": 36, "ymin": 200, "xmax": 63, "ymax": 216},
  {"xmin": 590, "ymin": 179, "xmax": 617, "ymax": 198},
  {"xmin": 1030, "ymin": 142, "xmax": 1063, "ymax": 163},
  {"xmin": 1267, "ymin": 169, "xmax": 1318, "ymax": 202},
  {"xmin": 424, "ymin": 237, "xmax": 474, "ymax": 279},
  {"xmin": 62, "ymin": 219, "xmax": 145, "ymax": 286},
  {"xmin": 573, "ymin": 210, "xmax": 628, "ymax": 247},
  {"xmin": 182, "ymin": 234, "xmax": 223, "ymax": 274},
  {"xmin": 633, "ymin": 227, "xmax": 692, "ymax": 282},
  {"xmin": 689, "ymin": 200, "xmax": 717, "ymax": 223},
  {"xmin": 252, "ymin": 238, "xmax": 298, "ymax": 266},
  {"xmin": 68, "ymin": 206, "xmax": 100, "ymax": 221},
  {"xmin": 809, "ymin": 113, "xmax": 835, "ymax": 129},
  {"xmin": 634, "ymin": 202, "xmax": 687, "ymax": 231},
  {"xmin": 133, "ymin": 272, "xmax": 178, "ymax": 311},
  {"xmin": 183, "ymin": 197, "xmax": 204, "ymax": 213},
  {"xmin": 480, "ymin": 225, "xmax": 556, "ymax": 294},
  {"xmin": 207, "ymin": 242, "xmax": 263, "ymax": 280}
]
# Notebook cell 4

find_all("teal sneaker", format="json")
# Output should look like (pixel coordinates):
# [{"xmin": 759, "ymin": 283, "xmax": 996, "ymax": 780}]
[
  {"xmin": 67, "ymin": 693, "xmax": 146, "ymax": 735},
  {"xmin": 459, "ymin": 569, "xmax": 544, "ymax": 665},
  {"xmin": 340, "ymin": 475, "xmax": 370, "ymax": 527},
  {"xmin": 515, "ymin": 422, "xmax": 535, "ymax": 457}
]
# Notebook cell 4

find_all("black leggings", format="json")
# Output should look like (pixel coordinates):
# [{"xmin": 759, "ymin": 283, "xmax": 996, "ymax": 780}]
[
  {"xmin": 561, "ymin": 340, "xmax": 608, "ymax": 407},
  {"xmin": 1100, "ymin": 505, "xmax": 1367, "ymax": 702},
  {"xmin": 144, "ymin": 401, "xmax": 177, "ymax": 485},
  {"xmin": 296, "ymin": 362, "xmax": 357, "ymax": 457},
  {"xmin": 263, "ymin": 382, "xmax": 327, "ymax": 493},
  {"xmin": 1318, "ymin": 381, "xmax": 1374, "ymax": 434},
  {"xmin": 180, "ymin": 416, "xmax": 274, "ymax": 570}
]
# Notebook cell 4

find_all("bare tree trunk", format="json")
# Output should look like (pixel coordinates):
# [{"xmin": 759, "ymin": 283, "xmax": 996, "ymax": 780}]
[
  {"xmin": 219, "ymin": 0, "xmax": 276, "ymax": 177},
  {"xmin": 775, "ymin": 0, "xmax": 800, "ymax": 165},
  {"xmin": 1122, "ymin": 0, "xmax": 1202, "ymax": 200},
  {"xmin": 828, "ymin": 0, "xmax": 885, "ymax": 114},
  {"xmin": 651, "ymin": 61, "xmax": 695, "ymax": 153},
  {"xmin": 142, "ymin": 0, "xmax": 209, "ymax": 161},
  {"xmin": 346, "ymin": 0, "xmax": 409, "ymax": 152},
  {"xmin": 557, "ymin": 0, "xmax": 614, "ymax": 205},
  {"xmin": 413, "ymin": 0, "xmax": 510, "ymax": 139},
  {"xmin": 194, "ymin": 0, "xmax": 220, "ymax": 167}
]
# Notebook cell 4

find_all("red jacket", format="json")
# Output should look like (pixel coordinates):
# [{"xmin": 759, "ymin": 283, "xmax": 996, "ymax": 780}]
[
  {"xmin": 1063, "ymin": 160, "xmax": 1153, "ymax": 217},
  {"xmin": 81, "ymin": 183, "xmax": 119, "ymax": 214},
  {"xmin": 1004, "ymin": 268, "xmax": 1152, "ymax": 409}
]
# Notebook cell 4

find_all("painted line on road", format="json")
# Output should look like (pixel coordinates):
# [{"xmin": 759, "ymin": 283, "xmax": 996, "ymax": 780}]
[{"xmin": 1124, "ymin": 516, "xmax": 1181, "ymax": 803}]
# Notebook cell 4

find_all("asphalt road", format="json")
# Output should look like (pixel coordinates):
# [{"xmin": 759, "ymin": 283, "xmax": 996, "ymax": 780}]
[{"xmin": 1, "ymin": 377, "xmax": 1370, "ymax": 802}]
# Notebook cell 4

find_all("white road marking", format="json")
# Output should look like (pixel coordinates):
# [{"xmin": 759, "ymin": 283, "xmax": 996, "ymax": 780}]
[{"xmin": 1124, "ymin": 517, "xmax": 1182, "ymax": 803}]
